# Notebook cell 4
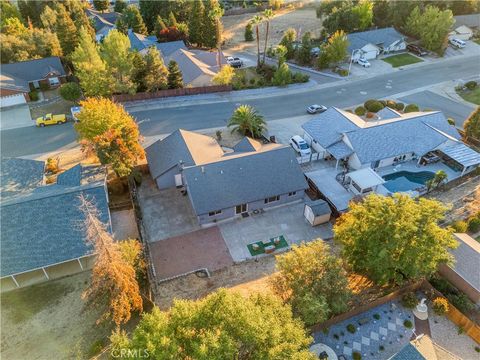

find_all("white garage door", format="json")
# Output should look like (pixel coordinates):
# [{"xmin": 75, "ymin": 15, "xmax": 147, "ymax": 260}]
[
  {"xmin": 0, "ymin": 94, "xmax": 26, "ymax": 108},
  {"xmin": 0, "ymin": 104, "xmax": 33, "ymax": 130}
]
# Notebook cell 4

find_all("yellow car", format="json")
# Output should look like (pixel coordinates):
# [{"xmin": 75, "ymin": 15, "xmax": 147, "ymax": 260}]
[{"xmin": 36, "ymin": 113, "xmax": 67, "ymax": 127}]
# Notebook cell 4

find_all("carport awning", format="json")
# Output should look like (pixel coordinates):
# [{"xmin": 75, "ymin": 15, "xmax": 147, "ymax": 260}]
[
  {"xmin": 346, "ymin": 168, "xmax": 385, "ymax": 189},
  {"xmin": 306, "ymin": 169, "xmax": 353, "ymax": 212},
  {"xmin": 441, "ymin": 143, "xmax": 480, "ymax": 168}
]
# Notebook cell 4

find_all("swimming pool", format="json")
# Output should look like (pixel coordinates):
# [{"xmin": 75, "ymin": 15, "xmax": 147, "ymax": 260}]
[{"xmin": 382, "ymin": 171, "xmax": 435, "ymax": 193}]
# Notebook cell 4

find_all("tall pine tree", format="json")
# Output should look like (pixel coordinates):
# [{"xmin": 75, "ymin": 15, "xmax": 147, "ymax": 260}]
[
  {"xmin": 142, "ymin": 47, "xmax": 168, "ymax": 92},
  {"xmin": 120, "ymin": 5, "xmax": 148, "ymax": 35},
  {"xmin": 153, "ymin": 15, "xmax": 167, "ymax": 38},
  {"xmin": 188, "ymin": 0, "xmax": 205, "ymax": 46},
  {"xmin": 93, "ymin": 0, "xmax": 109, "ymax": 12},
  {"xmin": 203, "ymin": 0, "xmax": 223, "ymax": 49},
  {"xmin": 167, "ymin": 60, "xmax": 183, "ymax": 89},
  {"xmin": 55, "ymin": 4, "xmax": 78, "ymax": 56}
]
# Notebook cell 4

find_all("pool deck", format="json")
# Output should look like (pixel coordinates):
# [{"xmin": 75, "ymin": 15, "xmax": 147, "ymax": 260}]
[{"xmin": 376, "ymin": 161, "xmax": 460, "ymax": 181}]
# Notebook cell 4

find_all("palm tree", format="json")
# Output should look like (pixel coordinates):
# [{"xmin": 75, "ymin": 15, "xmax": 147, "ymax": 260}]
[
  {"xmin": 433, "ymin": 170, "xmax": 448, "ymax": 187},
  {"xmin": 228, "ymin": 105, "xmax": 266, "ymax": 139},
  {"xmin": 251, "ymin": 15, "xmax": 263, "ymax": 68},
  {"xmin": 262, "ymin": 9, "xmax": 274, "ymax": 65}
]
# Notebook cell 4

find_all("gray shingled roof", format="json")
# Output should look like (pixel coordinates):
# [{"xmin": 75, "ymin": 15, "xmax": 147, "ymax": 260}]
[
  {"xmin": 302, "ymin": 107, "xmax": 359, "ymax": 148},
  {"xmin": 347, "ymin": 27, "xmax": 405, "ymax": 52},
  {"xmin": 449, "ymin": 233, "xmax": 480, "ymax": 291},
  {"xmin": 326, "ymin": 141, "xmax": 353, "ymax": 159},
  {"xmin": 155, "ymin": 40, "xmax": 187, "ymax": 57},
  {"xmin": 1, "ymin": 57, "xmax": 66, "ymax": 83},
  {"xmin": 390, "ymin": 344, "xmax": 426, "ymax": 360},
  {"xmin": 377, "ymin": 106, "xmax": 401, "ymax": 120},
  {"xmin": 345, "ymin": 112, "xmax": 461, "ymax": 163},
  {"xmin": 183, "ymin": 146, "xmax": 308, "ymax": 215},
  {"xmin": 454, "ymin": 14, "xmax": 480, "ymax": 28},
  {"xmin": 232, "ymin": 137, "xmax": 262, "ymax": 153},
  {"xmin": 440, "ymin": 143, "xmax": 480, "ymax": 168},
  {"xmin": 0, "ymin": 158, "xmax": 45, "ymax": 201},
  {"xmin": 145, "ymin": 130, "xmax": 195, "ymax": 179},
  {"xmin": 0, "ymin": 162, "xmax": 109, "ymax": 277},
  {"xmin": 86, "ymin": 9, "xmax": 120, "ymax": 27},
  {"xmin": 128, "ymin": 29, "xmax": 152, "ymax": 52},
  {"xmin": 0, "ymin": 73, "xmax": 29, "ymax": 92}
]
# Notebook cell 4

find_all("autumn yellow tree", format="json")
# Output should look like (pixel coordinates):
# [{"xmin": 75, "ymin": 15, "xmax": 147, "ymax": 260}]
[
  {"xmin": 80, "ymin": 195, "xmax": 143, "ymax": 325},
  {"xmin": 75, "ymin": 98, "xmax": 145, "ymax": 177}
]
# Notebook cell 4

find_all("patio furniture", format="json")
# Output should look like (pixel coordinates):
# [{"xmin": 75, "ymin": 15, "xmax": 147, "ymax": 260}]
[
  {"xmin": 319, "ymin": 351, "xmax": 328, "ymax": 359},
  {"xmin": 264, "ymin": 245, "xmax": 276, "ymax": 254},
  {"xmin": 262, "ymin": 239, "xmax": 272, "ymax": 246},
  {"xmin": 252, "ymin": 243, "xmax": 260, "ymax": 251},
  {"xmin": 309, "ymin": 344, "xmax": 338, "ymax": 360},
  {"xmin": 273, "ymin": 236, "xmax": 281, "ymax": 245}
]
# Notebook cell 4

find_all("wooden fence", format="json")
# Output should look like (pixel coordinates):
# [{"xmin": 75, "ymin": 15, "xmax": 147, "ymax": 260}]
[{"xmin": 112, "ymin": 85, "xmax": 232, "ymax": 103}]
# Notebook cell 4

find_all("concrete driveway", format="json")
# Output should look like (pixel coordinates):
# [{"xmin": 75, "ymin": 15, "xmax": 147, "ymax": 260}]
[
  {"xmin": 219, "ymin": 201, "xmax": 333, "ymax": 262},
  {"xmin": 0, "ymin": 104, "xmax": 33, "ymax": 130},
  {"xmin": 398, "ymin": 90, "xmax": 474, "ymax": 128},
  {"xmin": 348, "ymin": 58, "xmax": 394, "ymax": 77}
]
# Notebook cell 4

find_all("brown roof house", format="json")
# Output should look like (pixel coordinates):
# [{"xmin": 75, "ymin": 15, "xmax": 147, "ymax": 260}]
[{"xmin": 438, "ymin": 233, "xmax": 480, "ymax": 304}]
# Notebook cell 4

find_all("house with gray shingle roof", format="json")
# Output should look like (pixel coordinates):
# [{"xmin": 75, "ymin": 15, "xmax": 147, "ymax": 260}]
[
  {"xmin": 146, "ymin": 130, "xmax": 307, "ymax": 224},
  {"xmin": 0, "ymin": 159, "xmax": 111, "ymax": 291},
  {"xmin": 347, "ymin": 27, "xmax": 406, "ymax": 60}
]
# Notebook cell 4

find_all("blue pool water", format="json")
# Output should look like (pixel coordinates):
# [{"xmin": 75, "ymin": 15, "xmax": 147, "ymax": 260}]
[{"xmin": 382, "ymin": 171, "xmax": 435, "ymax": 193}]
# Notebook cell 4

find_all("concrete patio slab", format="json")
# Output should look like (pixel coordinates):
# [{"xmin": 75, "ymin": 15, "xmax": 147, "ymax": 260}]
[
  {"xmin": 111, "ymin": 209, "xmax": 139, "ymax": 241},
  {"xmin": 219, "ymin": 201, "xmax": 333, "ymax": 262},
  {"xmin": 149, "ymin": 226, "xmax": 233, "ymax": 281}
]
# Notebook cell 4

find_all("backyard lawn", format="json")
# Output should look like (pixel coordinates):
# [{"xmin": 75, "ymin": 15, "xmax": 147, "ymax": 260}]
[
  {"xmin": 382, "ymin": 53, "xmax": 423, "ymax": 68},
  {"xmin": 457, "ymin": 86, "xmax": 480, "ymax": 105}
]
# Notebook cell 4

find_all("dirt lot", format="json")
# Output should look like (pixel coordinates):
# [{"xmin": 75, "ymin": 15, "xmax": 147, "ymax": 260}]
[
  {"xmin": 222, "ymin": 6, "xmax": 321, "ymax": 52},
  {"xmin": 1, "ymin": 272, "xmax": 115, "ymax": 360}
]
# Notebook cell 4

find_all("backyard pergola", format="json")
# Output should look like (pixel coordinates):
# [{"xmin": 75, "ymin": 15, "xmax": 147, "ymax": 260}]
[
  {"xmin": 439, "ymin": 143, "xmax": 480, "ymax": 175},
  {"xmin": 346, "ymin": 167, "xmax": 385, "ymax": 195}
]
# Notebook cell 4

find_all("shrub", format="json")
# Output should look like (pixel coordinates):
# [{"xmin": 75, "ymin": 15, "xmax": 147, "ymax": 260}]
[
  {"xmin": 379, "ymin": 345, "xmax": 385, "ymax": 351},
  {"xmin": 429, "ymin": 275, "xmax": 457, "ymax": 295},
  {"xmin": 88, "ymin": 339, "xmax": 105, "ymax": 357},
  {"xmin": 404, "ymin": 104, "xmax": 420, "ymax": 113},
  {"xmin": 352, "ymin": 352, "xmax": 362, "ymax": 360},
  {"xmin": 366, "ymin": 112, "xmax": 375, "ymax": 119},
  {"xmin": 28, "ymin": 90, "xmax": 39, "ymax": 101},
  {"xmin": 465, "ymin": 80, "xmax": 478, "ymax": 90},
  {"xmin": 272, "ymin": 63, "xmax": 292, "ymax": 86},
  {"xmin": 59, "ymin": 82, "xmax": 82, "ymax": 102},
  {"xmin": 467, "ymin": 213, "xmax": 480, "ymax": 232},
  {"xmin": 475, "ymin": 346, "xmax": 480, "ymax": 353},
  {"xmin": 395, "ymin": 102, "xmax": 405, "ymax": 111},
  {"xmin": 364, "ymin": 99, "xmax": 384, "ymax": 113},
  {"xmin": 292, "ymin": 72, "xmax": 309, "ymax": 83},
  {"xmin": 379, "ymin": 100, "xmax": 387, "ymax": 106},
  {"xmin": 386, "ymin": 100, "xmax": 397, "ymax": 108},
  {"xmin": 373, "ymin": 313, "xmax": 380, "ymax": 320},
  {"xmin": 346, "ymin": 324, "xmax": 356, "ymax": 333},
  {"xmin": 257, "ymin": 64, "xmax": 276, "ymax": 82},
  {"xmin": 322, "ymin": 327, "xmax": 329, "ymax": 335},
  {"xmin": 448, "ymin": 293, "xmax": 475, "ymax": 313},
  {"xmin": 45, "ymin": 157, "xmax": 59, "ymax": 174},
  {"xmin": 401, "ymin": 292, "xmax": 418, "ymax": 309},
  {"xmin": 433, "ymin": 297, "xmax": 449, "ymax": 315},
  {"xmin": 458, "ymin": 326, "xmax": 464, "ymax": 334},
  {"xmin": 450, "ymin": 220, "xmax": 468, "ymax": 233},
  {"xmin": 447, "ymin": 118, "xmax": 455, "ymax": 126},
  {"xmin": 244, "ymin": 22, "xmax": 254, "ymax": 42},
  {"xmin": 333, "ymin": 333, "xmax": 339, "ymax": 339},
  {"xmin": 39, "ymin": 82, "xmax": 50, "ymax": 91},
  {"xmin": 355, "ymin": 106, "xmax": 366, "ymax": 116}
]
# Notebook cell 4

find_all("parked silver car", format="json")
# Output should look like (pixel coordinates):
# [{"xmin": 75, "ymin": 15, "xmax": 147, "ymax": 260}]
[{"xmin": 307, "ymin": 104, "xmax": 327, "ymax": 114}]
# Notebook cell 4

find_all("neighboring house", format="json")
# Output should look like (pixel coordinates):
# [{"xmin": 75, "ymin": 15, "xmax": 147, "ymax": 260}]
[
  {"xmin": 438, "ymin": 233, "xmax": 480, "ymax": 304},
  {"xmin": 0, "ymin": 159, "xmax": 111, "ymax": 291},
  {"xmin": 449, "ymin": 25, "xmax": 474, "ymax": 41},
  {"xmin": 453, "ymin": 14, "xmax": 480, "ymax": 30},
  {"xmin": 86, "ymin": 9, "xmax": 120, "ymax": 42},
  {"xmin": 302, "ymin": 107, "xmax": 480, "ymax": 175},
  {"xmin": 146, "ymin": 130, "xmax": 308, "ymax": 225},
  {"xmin": 347, "ymin": 27, "xmax": 406, "ymax": 60},
  {"xmin": 127, "ymin": 30, "xmax": 226, "ymax": 87},
  {"xmin": 0, "ymin": 57, "xmax": 66, "ymax": 107}
]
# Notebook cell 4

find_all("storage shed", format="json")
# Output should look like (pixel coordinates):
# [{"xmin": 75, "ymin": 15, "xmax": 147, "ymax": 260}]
[{"xmin": 304, "ymin": 199, "xmax": 331, "ymax": 226}]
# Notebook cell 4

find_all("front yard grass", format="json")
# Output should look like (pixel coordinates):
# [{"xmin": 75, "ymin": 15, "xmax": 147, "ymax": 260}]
[
  {"xmin": 457, "ymin": 86, "xmax": 480, "ymax": 105},
  {"xmin": 382, "ymin": 53, "xmax": 424, "ymax": 68}
]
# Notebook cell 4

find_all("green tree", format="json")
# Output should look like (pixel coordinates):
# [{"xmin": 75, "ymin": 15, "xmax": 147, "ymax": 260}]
[
  {"xmin": 334, "ymin": 194, "xmax": 458, "ymax": 285},
  {"xmin": 93, "ymin": 0, "xmax": 109, "ymax": 12},
  {"xmin": 324, "ymin": 30, "xmax": 349, "ymax": 67},
  {"xmin": 321, "ymin": 0, "xmax": 374, "ymax": 34},
  {"xmin": 120, "ymin": 5, "xmax": 148, "ymax": 35},
  {"xmin": 244, "ymin": 21, "xmax": 254, "ymax": 42},
  {"xmin": 142, "ymin": 47, "xmax": 168, "ymax": 92},
  {"xmin": 1, "ymin": 1, "xmax": 23, "ymax": 28},
  {"xmin": 17, "ymin": 0, "xmax": 46, "ymax": 27},
  {"xmin": 75, "ymin": 97, "xmax": 145, "ymax": 177},
  {"xmin": 59, "ymin": 82, "xmax": 82, "ymax": 102},
  {"xmin": 203, "ymin": 0, "xmax": 223, "ymax": 49},
  {"xmin": 297, "ymin": 31, "xmax": 312, "ymax": 65},
  {"xmin": 188, "ymin": 0, "xmax": 205, "ymax": 45},
  {"xmin": 110, "ymin": 289, "xmax": 317, "ymax": 360},
  {"xmin": 464, "ymin": 107, "xmax": 480, "ymax": 140},
  {"xmin": 212, "ymin": 65, "xmax": 235, "ymax": 85},
  {"xmin": 167, "ymin": 60, "xmax": 184, "ymax": 89},
  {"xmin": 1, "ymin": 17, "xmax": 27, "ymax": 36},
  {"xmin": 114, "ymin": 0, "xmax": 128, "ymax": 13},
  {"xmin": 372, "ymin": 0, "xmax": 393, "ymax": 28},
  {"xmin": 168, "ymin": 11, "xmax": 178, "ymax": 27},
  {"xmin": 280, "ymin": 28, "xmax": 297, "ymax": 60},
  {"xmin": 65, "ymin": 0, "xmax": 96, "ymax": 38},
  {"xmin": 55, "ymin": 4, "xmax": 79, "ymax": 56},
  {"xmin": 251, "ymin": 15, "xmax": 263, "ymax": 68},
  {"xmin": 71, "ymin": 27, "xmax": 112, "ymax": 97},
  {"xmin": 272, "ymin": 240, "xmax": 350, "ymax": 326},
  {"xmin": 40, "ymin": 5, "xmax": 57, "ymax": 31},
  {"xmin": 276, "ymin": 44, "xmax": 287, "ymax": 66},
  {"xmin": 262, "ymin": 8, "xmax": 274, "ymax": 65},
  {"xmin": 228, "ymin": 105, "xmax": 266, "ymax": 138},
  {"xmin": 154, "ymin": 15, "xmax": 168, "ymax": 38},
  {"xmin": 352, "ymin": 0, "xmax": 373, "ymax": 30},
  {"xmin": 405, "ymin": 5, "xmax": 454, "ymax": 54},
  {"xmin": 101, "ymin": 30, "xmax": 136, "ymax": 94},
  {"xmin": 272, "ymin": 62, "xmax": 292, "ymax": 86}
]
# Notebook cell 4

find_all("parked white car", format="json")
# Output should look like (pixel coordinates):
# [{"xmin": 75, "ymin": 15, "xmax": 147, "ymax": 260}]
[
  {"xmin": 449, "ymin": 38, "xmax": 466, "ymax": 49},
  {"xmin": 356, "ymin": 58, "xmax": 371, "ymax": 68},
  {"xmin": 307, "ymin": 104, "xmax": 327, "ymax": 114},
  {"xmin": 226, "ymin": 56, "xmax": 243, "ymax": 68},
  {"xmin": 289, "ymin": 135, "xmax": 311, "ymax": 156}
]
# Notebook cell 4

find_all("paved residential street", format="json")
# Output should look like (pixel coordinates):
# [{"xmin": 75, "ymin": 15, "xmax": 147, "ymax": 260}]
[{"xmin": 2, "ymin": 55, "xmax": 479, "ymax": 158}]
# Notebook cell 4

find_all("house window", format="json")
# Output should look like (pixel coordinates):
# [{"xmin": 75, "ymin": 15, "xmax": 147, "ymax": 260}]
[
  {"xmin": 235, "ymin": 204, "xmax": 247, "ymax": 214},
  {"xmin": 209, "ymin": 210, "xmax": 222, "ymax": 217},
  {"xmin": 264, "ymin": 195, "xmax": 280, "ymax": 204},
  {"xmin": 48, "ymin": 77, "xmax": 60, "ymax": 86},
  {"xmin": 351, "ymin": 181, "xmax": 362, "ymax": 193},
  {"xmin": 288, "ymin": 191, "xmax": 296, "ymax": 196}
]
